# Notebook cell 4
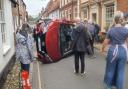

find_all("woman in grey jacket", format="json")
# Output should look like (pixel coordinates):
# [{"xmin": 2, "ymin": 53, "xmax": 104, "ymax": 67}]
[{"xmin": 16, "ymin": 23, "xmax": 34, "ymax": 73}]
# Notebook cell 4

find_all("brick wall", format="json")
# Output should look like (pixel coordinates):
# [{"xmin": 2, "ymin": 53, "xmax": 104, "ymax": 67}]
[{"xmin": 117, "ymin": 0, "xmax": 128, "ymax": 12}]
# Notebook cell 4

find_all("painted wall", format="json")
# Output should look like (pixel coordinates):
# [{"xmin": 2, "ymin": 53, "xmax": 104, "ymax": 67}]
[{"xmin": 0, "ymin": 0, "xmax": 15, "ymax": 74}]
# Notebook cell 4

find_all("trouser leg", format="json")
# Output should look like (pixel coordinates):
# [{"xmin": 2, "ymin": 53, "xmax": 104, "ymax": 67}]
[
  {"xmin": 74, "ymin": 51, "xmax": 79, "ymax": 73},
  {"xmin": 20, "ymin": 62, "xmax": 30, "ymax": 74},
  {"xmin": 79, "ymin": 52, "xmax": 85, "ymax": 73},
  {"xmin": 104, "ymin": 50, "xmax": 117, "ymax": 88},
  {"xmin": 116, "ymin": 49, "xmax": 126, "ymax": 89}
]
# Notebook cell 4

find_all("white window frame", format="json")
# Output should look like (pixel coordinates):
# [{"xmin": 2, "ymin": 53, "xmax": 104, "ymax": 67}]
[
  {"xmin": 0, "ymin": 0, "xmax": 6, "ymax": 45},
  {"xmin": 0, "ymin": 0, "xmax": 10, "ymax": 55},
  {"xmin": 65, "ymin": 10, "xmax": 68, "ymax": 18},
  {"xmin": 68, "ymin": 8, "xmax": 71, "ymax": 20},
  {"xmin": 84, "ymin": 8, "xmax": 88, "ymax": 18},
  {"xmin": 73, "ymin": 6, "xmax": 77, "ymax": 19},
  {"xmin": 105, "ymin": 4, "xmax": 115, "ymax": 27}
]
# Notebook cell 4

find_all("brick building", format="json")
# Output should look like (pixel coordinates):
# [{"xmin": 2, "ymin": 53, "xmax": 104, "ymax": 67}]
[
  {"xmin": 18, "ymin": 0, "xmax": 28, "ymax": 25},
  {"xmin": 42, "ymin": 0, "xmax": 128, "ymax": 32},
  {"xmin": 117, "ymin": 0, "xmax": 128, "ymax": 12},
  {"xmin": 42, "ymin": 0, "xmax": 60, "ymax": 19},
  {"xmin": 60, "ymin": 0, "xmax": 77, "ymax": 20},
  {"xmin": 81, "ymin": 0, "xmax": 128, "ymax": 32},
  {"xmin": 11, "ymin": 0, "xmax": 28, "ymax": 28}
]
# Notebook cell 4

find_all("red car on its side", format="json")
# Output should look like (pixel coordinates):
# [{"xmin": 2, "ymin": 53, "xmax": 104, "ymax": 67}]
[{"xmin": 34, "ymin": 19, "xmax": 74, "ymax": 63}]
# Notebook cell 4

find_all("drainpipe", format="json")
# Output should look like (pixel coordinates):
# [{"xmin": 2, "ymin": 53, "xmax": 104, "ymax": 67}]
[
  {"xmin": 17, "ymin": 0, "xmax": 20, "ymax": 26},
  {"xmin": 71, "ymin": 0, "xmax": 73, "ymax": 20}
]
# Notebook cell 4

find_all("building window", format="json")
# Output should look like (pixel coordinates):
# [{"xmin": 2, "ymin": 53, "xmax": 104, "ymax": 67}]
[
  {"xmin": 83, "ymin": 8, "xmax": 88, "ymax": 18},
  {"xmin": 0, "ymin": 0, "xmax": 6, "ymax": 44},
  {"xmin": 68, "ymin": 8, "xmax": 72, "ymax": 20},
  {"xmin": 68, "ymin": 0, "xmax": 71, "ymax": 3},
  {"xmin": 65, "ymin": 10, "xmax": 68, "ymax": 18},
  {"xmin": 61, "ymin": 0, "xmax": 64, "ymax": 7},
  {"xmin": 73, "ymin": 6, "xmax": 77, "ymax": 18},
  {"xmin": 65, "ymin": 0, "xmax": 67, "ymax": 5},
  {"xmin": 105, "ymin": 4, "xmax": 114, "ymax": 27},
  {"xmin": 61, "ymin": 11, "xmax": 65, "ymax": 18}
]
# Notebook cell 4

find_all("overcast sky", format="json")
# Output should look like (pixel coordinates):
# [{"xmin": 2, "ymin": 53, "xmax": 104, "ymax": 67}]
[{"xmin": 23, "ymin": 0, "xmax": 50, "ymax": 16}]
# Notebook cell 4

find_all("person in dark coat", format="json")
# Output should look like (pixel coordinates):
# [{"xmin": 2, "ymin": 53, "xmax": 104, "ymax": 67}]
[
  {"xmin": 94, "ymin": 23, "xmax": 100, "ymax": 43},
  {"xmin": 72, "ymin": 18, "xmax": 90, "ymax": 75},
  {"xmin": 87, "ymin": 19, "xmax": 96, "ymax": 58}
]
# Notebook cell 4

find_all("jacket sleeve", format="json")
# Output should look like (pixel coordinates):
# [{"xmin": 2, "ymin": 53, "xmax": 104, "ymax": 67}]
[
  {"xmin": 27, "ymin": 36, "xmax": 34, "ymax": 60},
  {"xmin": 84, "ymin": 26, "xmax": 92, "ymax": 44}
]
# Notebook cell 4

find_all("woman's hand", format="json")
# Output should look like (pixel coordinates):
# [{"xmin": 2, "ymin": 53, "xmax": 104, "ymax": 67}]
[{"xmin": 101, "ymin": 39, "xmax": 109, "ymax": 53}]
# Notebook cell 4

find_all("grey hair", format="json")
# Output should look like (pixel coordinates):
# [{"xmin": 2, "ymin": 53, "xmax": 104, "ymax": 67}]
[{"xmin": 114, "ymin": 11, "xmax": 124, "ymax": 24}]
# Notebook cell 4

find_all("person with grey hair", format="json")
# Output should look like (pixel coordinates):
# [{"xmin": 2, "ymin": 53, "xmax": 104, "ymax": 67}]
[
  {"xmin": 72, "ymin": 18, "xmax": 90, "ymax": 75},
  {"xmin": 16, "ymin": 23, "xmax": 34, "ymax": 73},
  {"xmin": 86, "ymin": 19, "xmax": 96, "ymax": 58},
  {"xmin": 101, "ymin": 11, "xmax": 128, "ymax": 89}
]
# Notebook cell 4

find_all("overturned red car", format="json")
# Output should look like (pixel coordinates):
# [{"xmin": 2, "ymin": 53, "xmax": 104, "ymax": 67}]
[{"xmin": 33, "ymin": 19, "xmax": 74, "ymax": 63}]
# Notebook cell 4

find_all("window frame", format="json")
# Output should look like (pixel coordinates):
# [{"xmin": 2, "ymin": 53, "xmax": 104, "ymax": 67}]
[
  {"xmin": 105, "ymin": 4, "xmax": 115, "ymax": 27},
  {"xmin": 73, "ymin": 6, "xmax": 77, "ymax": 18},
  {"xmin": 0, "ymin": 0, "xmax": 6, "ymax": 45},
  {"xmin": 0, "ymin": 0, "xmax": 10, "ymax": 55}
]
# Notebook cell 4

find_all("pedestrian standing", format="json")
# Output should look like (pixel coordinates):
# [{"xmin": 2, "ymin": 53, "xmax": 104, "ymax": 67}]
[
  {"xmin": 94, "ymin": 22, "xmax": 100, "ymax": 43},
  {"xmin": 16, "ymin": 23, "xmax": 34, "ymax": 73},
  {"xmin": 72, "ymin": 18, "xmax": 90, "ymax": 75},
  {"xmin": 87, "ymin": 19, "xmax": 96, "ymax": 58},
  {"xmin": 101, "ymin": 11, "xmax": 128, "ymax": 89}
]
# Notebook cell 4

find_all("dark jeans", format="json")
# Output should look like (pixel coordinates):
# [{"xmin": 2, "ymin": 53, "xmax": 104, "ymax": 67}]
[
  {"xmin": 20, "ymin": 62, "xmax": 30, "ymax": 73},
  {"xmin": 90, "ymin": 37, "xmax": 94, "ymax": 54},
  {"xmin": 74, "ymin": 51, "xmax": 85, "ymax": 73}
]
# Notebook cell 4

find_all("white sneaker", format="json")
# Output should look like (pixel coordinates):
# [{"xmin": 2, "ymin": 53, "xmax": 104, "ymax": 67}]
[
  {"xmin": 74, "ymin": 70, "xmax": 79, "ymax": 74},
  {"xmin": 80, "ymin": 72, "xmax": 86, "ymax": 76}
]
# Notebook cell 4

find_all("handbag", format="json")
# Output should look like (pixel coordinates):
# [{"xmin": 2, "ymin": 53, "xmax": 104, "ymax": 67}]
[{"xmin": 86, "ymin": 43, "xmax": 93, "ymax": 55}]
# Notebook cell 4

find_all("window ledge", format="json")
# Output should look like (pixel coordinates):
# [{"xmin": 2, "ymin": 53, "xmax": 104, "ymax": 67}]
[{"xmin": 3, "ymin": 45, "xmax": 11, "ymax": 55}]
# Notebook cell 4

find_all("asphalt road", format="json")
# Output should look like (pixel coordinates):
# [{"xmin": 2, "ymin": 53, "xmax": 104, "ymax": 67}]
[{"xmin": 31, "ymin": 51, "xmax": 128, "ymax": 89}]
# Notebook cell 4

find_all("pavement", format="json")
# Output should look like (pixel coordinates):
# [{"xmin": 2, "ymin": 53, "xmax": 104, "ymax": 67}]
[{"xmin": 30, "ymin": 50, "xmax": 128, "ymax": 89}]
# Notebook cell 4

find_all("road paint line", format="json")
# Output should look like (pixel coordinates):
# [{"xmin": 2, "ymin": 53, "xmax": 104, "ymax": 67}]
[
  {"xmin": 29, "ymin": 62, "xmax": 33, "ymax": 88},
  {"xmin": 37, "ymin": 61, "xmax": 42, "ymax": 89}
]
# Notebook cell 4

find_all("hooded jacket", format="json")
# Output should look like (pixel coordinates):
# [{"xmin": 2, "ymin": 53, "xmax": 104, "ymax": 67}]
[{"xmin": 72, "ymin": 22, "xmax": 90, "ymax": 52}]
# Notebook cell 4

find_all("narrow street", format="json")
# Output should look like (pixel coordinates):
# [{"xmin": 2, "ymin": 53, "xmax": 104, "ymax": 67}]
[{"xmin": 31, "ymin": 51, "xmax": 128, "ymax": 89}]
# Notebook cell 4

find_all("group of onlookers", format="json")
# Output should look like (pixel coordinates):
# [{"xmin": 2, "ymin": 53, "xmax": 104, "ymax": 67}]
[
  {"xmin": 15, "ymin": 11, "xmax": 128, "ymax": 89},
  {"xmin": 72, "ymin": 11, "xmax": 128, "ymax": 89}
]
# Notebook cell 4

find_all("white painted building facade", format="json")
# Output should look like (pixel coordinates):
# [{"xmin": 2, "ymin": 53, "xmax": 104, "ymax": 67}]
[{"xmin": 0, "ymin": 0, "xmax": 15, "ymax": 76}]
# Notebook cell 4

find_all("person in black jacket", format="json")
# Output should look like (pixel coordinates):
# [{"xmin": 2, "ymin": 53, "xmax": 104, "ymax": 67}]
[{"xmin": 72, "ymin": 18, "xmax": 90, "ymax": 75}]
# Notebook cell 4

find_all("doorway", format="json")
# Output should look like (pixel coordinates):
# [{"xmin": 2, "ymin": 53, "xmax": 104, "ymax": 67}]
[{"xmin": 92, "ymin": 13, "xmax": 97, "ymax": 22}]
